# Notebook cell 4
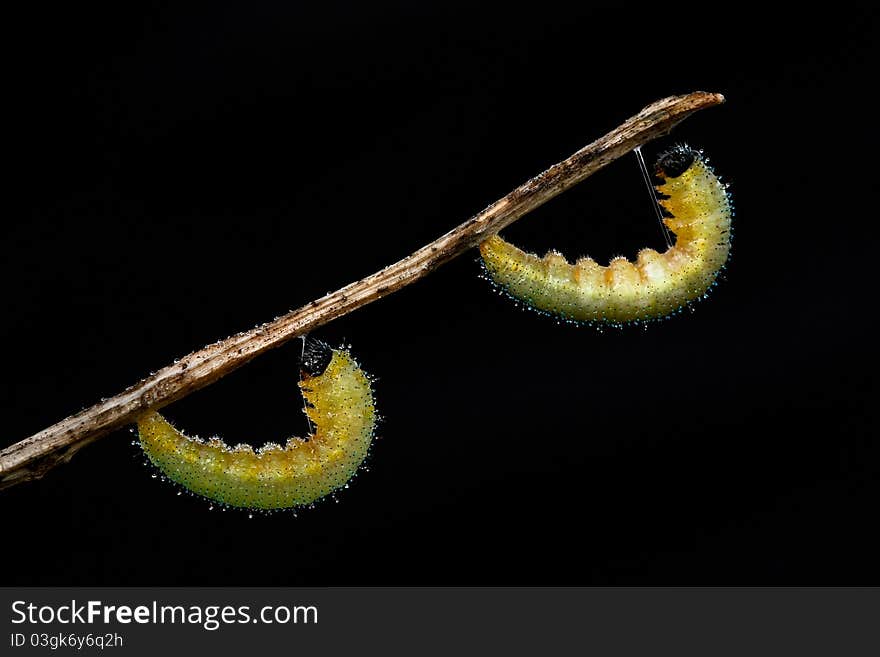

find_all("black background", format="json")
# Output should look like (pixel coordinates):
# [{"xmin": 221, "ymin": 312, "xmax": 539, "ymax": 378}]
[{"xmin": 3, "ymin": 5, "xmax": 876, "ymax": 585}]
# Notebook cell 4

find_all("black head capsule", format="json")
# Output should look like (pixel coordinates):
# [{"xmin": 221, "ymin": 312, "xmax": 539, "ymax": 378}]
[
  {"xmin": 656, "ymin": 144, "xmax": 697, "ymax": 179},
  {"xmin": 301, "ymin": 338, "xmax": 334, "ymax": 377}
]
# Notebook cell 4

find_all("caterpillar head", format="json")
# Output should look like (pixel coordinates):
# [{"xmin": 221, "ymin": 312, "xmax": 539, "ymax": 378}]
[
  {"xmin": 301, "ymin": 338, "xmax": 334, "ymax": 377},
  {"xmin": 656, "ymin": 144, "xmax": 697, "ymax": 179}
]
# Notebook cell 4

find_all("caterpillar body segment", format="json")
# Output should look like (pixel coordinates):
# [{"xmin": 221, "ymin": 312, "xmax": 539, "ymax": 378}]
[
  {"xmin": 137, "ymin": 340, "xmax": 376, "ymax": 510},
  {"xmin": 479, "ymin": 145, "xmax": 732, "ymax": 324}
]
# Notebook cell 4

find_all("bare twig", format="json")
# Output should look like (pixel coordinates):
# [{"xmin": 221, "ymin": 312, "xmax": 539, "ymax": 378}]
[{"xmin": 0, "ymin": 91, "xmax": 724, "ymax": 489}]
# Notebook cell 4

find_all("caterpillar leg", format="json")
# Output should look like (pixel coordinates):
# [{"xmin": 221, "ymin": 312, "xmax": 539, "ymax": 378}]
[
  {"xmin": 480, "ymin": 145, "xmax": 732, "ymax": 324},
  {"xmin": 137, "ymin": 339, "xmax": 376, "ymax": 510}
]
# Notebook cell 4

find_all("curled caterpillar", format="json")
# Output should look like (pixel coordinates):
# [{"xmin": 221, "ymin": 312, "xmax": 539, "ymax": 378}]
[
  {"xmin": 137, "ymin": 339, "xmax": 376, "ymax": 510},
  {"xmin": 479, "ymin": 145, "xmax": 732, "ymax": 324}
]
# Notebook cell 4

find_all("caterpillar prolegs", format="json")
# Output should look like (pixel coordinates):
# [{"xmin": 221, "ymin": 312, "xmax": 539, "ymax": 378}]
[
  {"xmin": 137, "ymin": 340, "xmax": 376, "ymax": 510},
  {"xmin": 480, "ymin": 145, "xmax": 732, "ymax": 324}
]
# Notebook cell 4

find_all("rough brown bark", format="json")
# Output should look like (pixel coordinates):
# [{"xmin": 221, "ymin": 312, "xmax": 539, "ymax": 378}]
[{"xmin": 0, "ymin": 91, "xmax": 724, "ymax": 490}]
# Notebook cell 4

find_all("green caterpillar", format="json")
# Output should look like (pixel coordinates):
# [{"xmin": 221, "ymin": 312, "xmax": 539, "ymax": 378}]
[
  {"xmin": 138, "ymin": 340, "xmax": 376, "ymax": 510},
  {"xmin": 480, "ymin": 145, "xmax": 732, "ymax": 325}
]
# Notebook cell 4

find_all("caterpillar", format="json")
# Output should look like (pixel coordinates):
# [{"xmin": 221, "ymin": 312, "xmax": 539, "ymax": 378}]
[
  {"xmin": 479, "ymin": 145, "xmax": 732, "ymax": 324},
  {"xmin": 137, "ymin": 339, "xmax": 376, "ymax": 511}
]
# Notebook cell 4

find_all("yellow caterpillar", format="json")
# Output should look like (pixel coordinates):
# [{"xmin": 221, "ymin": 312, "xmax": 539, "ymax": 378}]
[
  {"xmin": 480, "ymin": 145, "xmax": 732, "ymax": 324},
  {"xmin": 137, "ymin": 340, "xmax": 376, "ymax": 511}
]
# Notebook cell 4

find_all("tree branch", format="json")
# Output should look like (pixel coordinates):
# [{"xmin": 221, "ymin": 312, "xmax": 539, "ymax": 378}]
[{"xmin": 0, "ymin": 91, "xmax": 725, "ymax": 490}]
